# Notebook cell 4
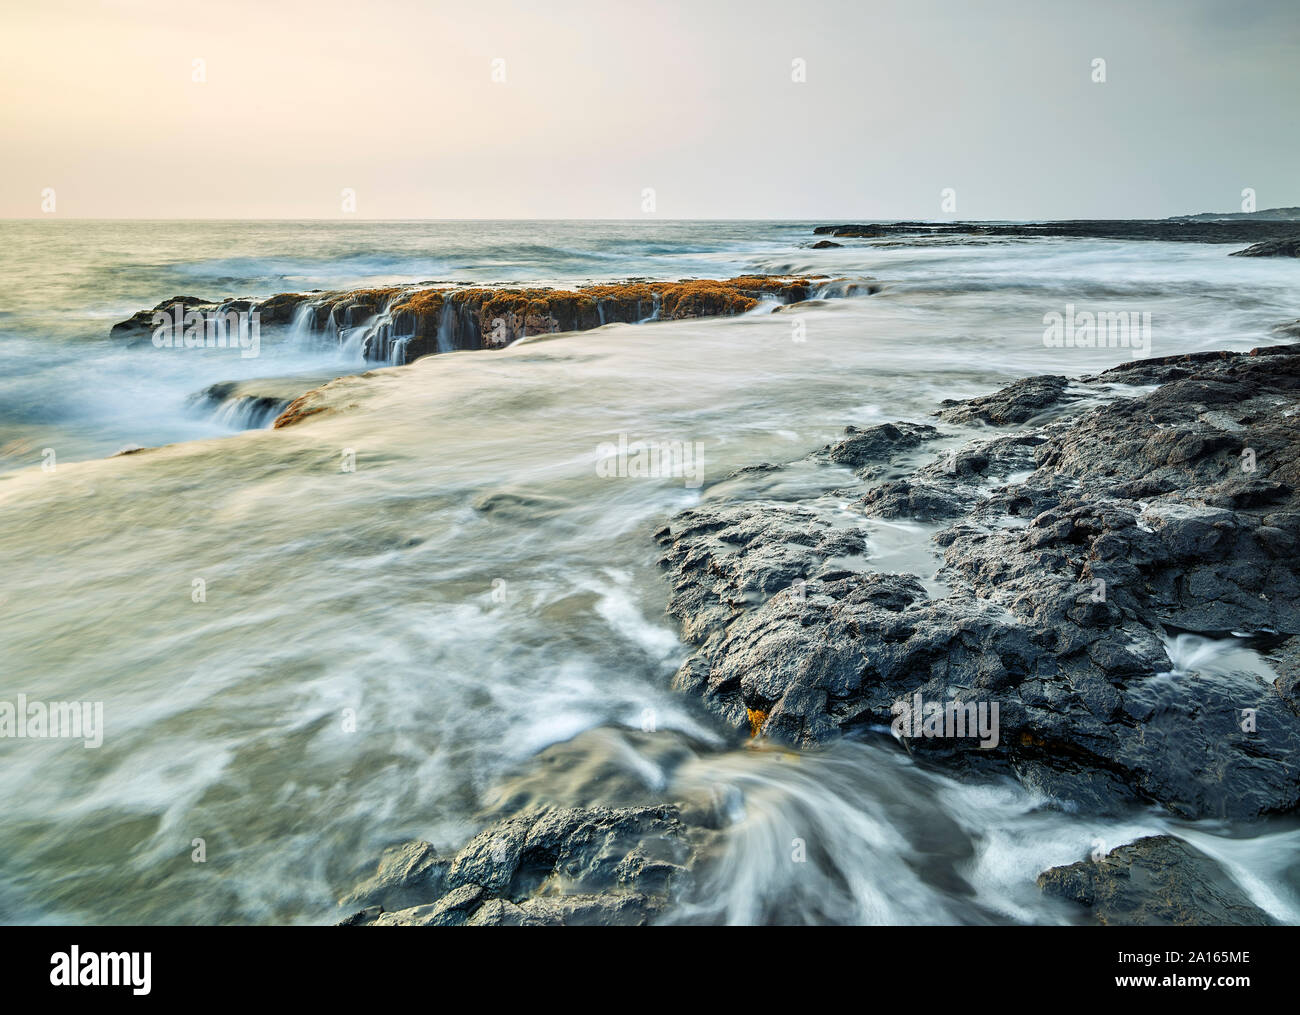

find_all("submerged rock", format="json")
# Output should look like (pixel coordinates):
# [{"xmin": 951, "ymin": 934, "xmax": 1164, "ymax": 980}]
[
  {"xmin": 656, "ymin": 346, "xmax": 1300, "ymax": 819},
  {"xmin": 1038, "ymin": 835, "xmax": 1275, "ymax": 926},
  {"xmin": 185, "ymin": 376, "xmax": 331, "ymax": 430}
]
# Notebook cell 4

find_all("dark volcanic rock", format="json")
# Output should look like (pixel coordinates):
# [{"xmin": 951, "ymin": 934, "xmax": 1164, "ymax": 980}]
[
  {"xmin": 813, "ymin": 225, "xmax": 888, "ymax": 238},
  {"xmin": 809, "ymin": 239, "xmax": 843, "ymax": 249},
  {"xmin": 937, "ymin": 374, "xmax": 1073, "ymax": 425},
  {"xmin": 340, "ymin": 805, "xmax": 698, "ymax": 927},
  {"xmin": 109, "ymin": 296, "xmax": 219, "ymax": 342},
  {"xmin": 816, "ymin": 421, "xmax": 942, "ymax": 478},
  {"xmin": 860, "ymin": 430, "xmax": 1047, "ymax": 521},
  {"xmin": 657, "ymin": 347, "xmax": 1300, "ymax": 819},
  {"xmin": 1038, "ymin": 835, "xmax": 1275, "ymax": 926},
  {"xmin": 1230, "ymin": 238, "xmax": 1300, "ymax": 258}
]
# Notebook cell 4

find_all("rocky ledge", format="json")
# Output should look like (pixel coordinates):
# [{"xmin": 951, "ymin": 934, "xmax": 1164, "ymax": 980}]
[
  {"xmin": 655, "ymin": 345, "xmax": 1300, "ymax": 821},
  {"xmin": 111, "ymin": 276, "xmax": 863, "ymax": 366},
  {"xmin": 1038, "ymin": 835, "xmax": 1275, "ymax": 926},
  {"xmin": 340, "ymin": 344, "xmax": 1298, "ymax": 927},
  {"xmin": 339, "ymin": 805, "xmax": 701, "ymax": 926}
]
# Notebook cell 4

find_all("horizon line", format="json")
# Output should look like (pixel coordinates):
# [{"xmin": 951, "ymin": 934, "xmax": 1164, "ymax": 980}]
[{"xmin": 2, "ymin": 211, "xmax": 1292, "ymax": 224}]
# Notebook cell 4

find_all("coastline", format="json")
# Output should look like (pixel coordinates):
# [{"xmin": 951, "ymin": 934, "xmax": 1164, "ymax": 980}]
[
  {"xmin": 3, "ymin": 220, "xmax": 1296, "ymax": 928},
  {"xmin": 338, "ymin": 341, "xmax": 1300, "ymax": 926}
]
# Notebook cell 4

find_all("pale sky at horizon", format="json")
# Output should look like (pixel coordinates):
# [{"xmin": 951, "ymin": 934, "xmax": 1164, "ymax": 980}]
[{"xmin": 2, "ymin": 0, "xmax": 1297, "ymax": 220}]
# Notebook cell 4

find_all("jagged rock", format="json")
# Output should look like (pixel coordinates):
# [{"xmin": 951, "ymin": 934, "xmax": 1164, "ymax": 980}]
[
  {"xmin": 860, "ymin": 431, "xmax": 1047, "ymax": 521},
  {"xmin": 340, "ymin": 805, "xmax": 699, "ymax": 928},
  {"xmin": 858, "ymin": 480, "xmax": 969, "ymax": 520},
  {"xmin": 336, "ymin": 905, "xmax": 382, "ymax": 927},
  {"xmin": 372, "ymin": 884, "xmax": 486, "ymax": 927},
  {"xmin": 464, "ymin": 893, "xmax": 660, "ymax": 926},
  {"xmin": 1038, "ymin": 835, "xmax": 1275, "ymax": 925},
  {"xmin": 937, "ymin": 374, "xmax": 1073, "ymax": 425},
  {"xmin": 815, "ymin": 422, "xmax": 941, "ymax": 479},
  {"xmin": 655, "ymin": 502, "xmax": 870, "ymax": 734},
  {"xmin": 340, "ymin": 840, "xmax": 449, "ymax": 913},
  {"xmin": 656, "ymin": 347, "xmax": 1300, "ymax": 819}
]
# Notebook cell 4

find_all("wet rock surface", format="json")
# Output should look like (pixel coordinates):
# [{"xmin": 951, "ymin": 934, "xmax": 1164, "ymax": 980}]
[
  {"xmin": 814, "ymin": 421, "xmax": 942, "ymax": 478},
  {"xmin": 656, "ymin": 346, "xmax": 1300, "ymax": 820},
  {"xmin": 936, "ymin": 374, "xmax": 1074, "ymax": 425},
  {"xmin": 109, "ymin": 296, "xmax": 221, "ymax": 343},
  {"xmin": 1037, "ymin": 835, "xmax": 1275, "ymax": 926},
  {"xmin": 344, "ymin": 345, "xmax": 1300, "ymax": 926},
  {"xmin": 185, "ymin": 376, "xmax": 337, "ymax": 430},
  {"xmin": 112, "ymin": 276, "xmax": 839, "ymax": 365},
  {"xmin": 340, "ymin": 805, "xmax": 700, "ymax": 927}
]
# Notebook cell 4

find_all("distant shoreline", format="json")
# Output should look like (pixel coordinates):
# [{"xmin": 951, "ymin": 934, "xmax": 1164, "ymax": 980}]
[{"xmin": 811, "ymin": 217, "xmax": 1300, "ymax": 245}]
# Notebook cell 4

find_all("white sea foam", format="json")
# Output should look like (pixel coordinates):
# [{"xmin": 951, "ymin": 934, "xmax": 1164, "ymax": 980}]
[{"xmin": 2, "ymin": 221, "xmax": 1298, "ymax": 923}]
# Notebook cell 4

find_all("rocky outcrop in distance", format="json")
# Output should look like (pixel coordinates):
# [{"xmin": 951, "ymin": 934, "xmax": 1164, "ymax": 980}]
[
  {"xmin": 112, "ymin": 276, "xmax": 862, "ymax": 366},
  {"xmin": 1230, "ymin": 238, "xmax": 1300, "ymax": 258},
  {"xmin": 1173, "ymin": 207, "xmax": 1300, "ymax": 223},
  {"xmin": 813, "ymin": 220, "xmax": 1300, "ymax": 247}
]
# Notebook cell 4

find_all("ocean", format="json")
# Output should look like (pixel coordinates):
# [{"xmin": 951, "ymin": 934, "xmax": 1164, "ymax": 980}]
[{"xmin": 1, "ymin": 219, "xmax": 1297, "ymax": 924}]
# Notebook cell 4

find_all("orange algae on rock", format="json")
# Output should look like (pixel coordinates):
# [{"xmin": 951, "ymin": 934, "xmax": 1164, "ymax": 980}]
[
  {"xmin": 132, "ymin": 275, "xmax": 831, "ymax": 366},
  {"xmin": 271, "ymin": 400, "xmax": 326, "ymax": 429}
]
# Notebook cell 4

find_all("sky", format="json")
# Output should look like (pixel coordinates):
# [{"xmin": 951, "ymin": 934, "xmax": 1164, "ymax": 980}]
[{"xmin": 1, "ymin": 0, "xmax": 1296, "ymax": 219}]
